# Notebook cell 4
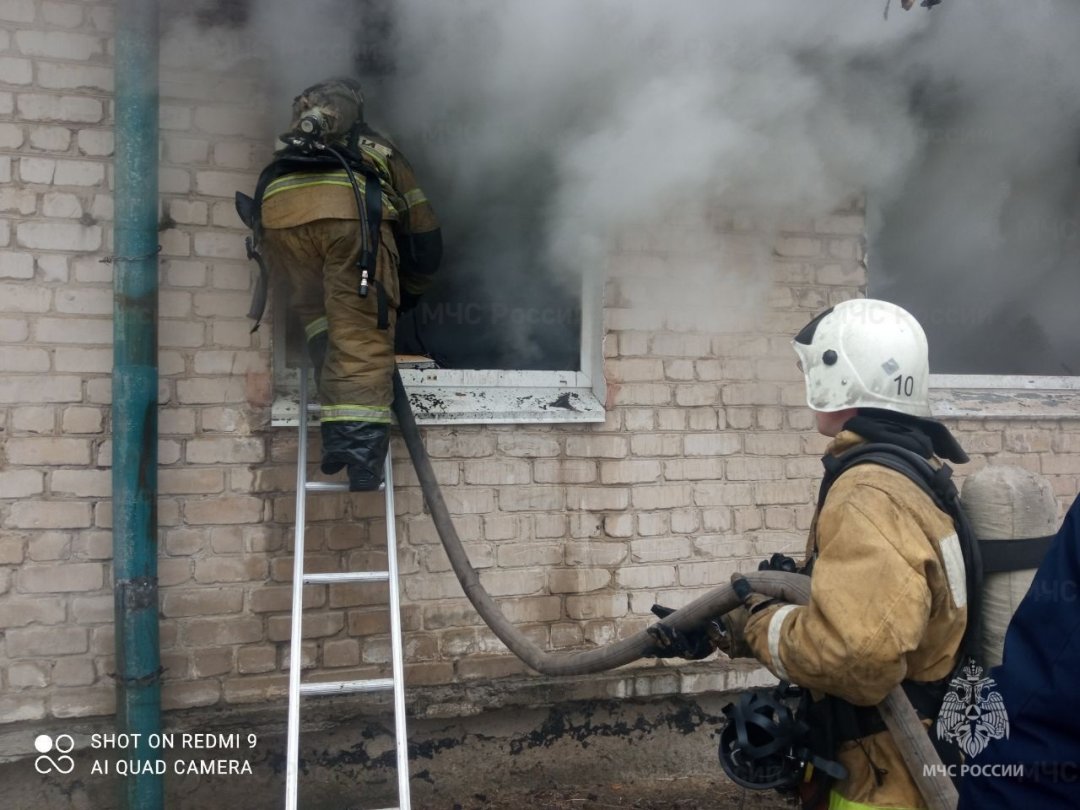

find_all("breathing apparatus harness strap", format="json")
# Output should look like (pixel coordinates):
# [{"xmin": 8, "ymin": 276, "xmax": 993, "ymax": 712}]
[{"xmin": 236, "ymin": 128, "xmax": 389, "ymax": 331}]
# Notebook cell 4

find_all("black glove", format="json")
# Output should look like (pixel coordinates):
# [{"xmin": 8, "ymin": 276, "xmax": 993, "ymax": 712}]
[
  {"xmin": 758, "ymin": 553, "xmax": 799, "ymax": 574},
  {"xmin": 645, "ymin": 604, "xmax": 721, "ymax": 660},
  {"xmin": 730, "ymin": 574, "xmax": 779, "ymax": 616}
]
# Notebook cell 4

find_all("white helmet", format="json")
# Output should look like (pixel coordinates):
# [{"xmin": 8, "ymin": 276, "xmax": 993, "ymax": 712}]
[{"xmin": 792, "ymin": 299, "xmax": 931, "ymax": 417}]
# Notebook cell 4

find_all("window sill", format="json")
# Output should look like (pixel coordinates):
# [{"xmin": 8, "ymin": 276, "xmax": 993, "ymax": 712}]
[
  {"xmin": 271, "ymin": 368, "xmax": 607, "ymax": 426},
  {"xmin": 930, "ymin": 375, "xmax": 1080, "ymax": 419}
]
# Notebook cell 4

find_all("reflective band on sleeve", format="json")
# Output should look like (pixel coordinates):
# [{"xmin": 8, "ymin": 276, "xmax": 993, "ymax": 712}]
[
  {"xmin": 767, "ymin": 605, "xmax": 798, "ymax": 682},
  {"xmin": 359, "ymin": 143, "xmax": 392, "ymax": 177},
  {"xmin": 403, "ymin": 188, "xmax": 428, "ymax": 208},
  {"xmin": 304, "ymin": 316, "xmax": 329, "ymax": 341},
  {"xmin": 827, "ymin": 788, "xmax": 891, "ymax": 810},
  {"xmin": 319, "ymin": 404, "xmax": 392, "ymax": 424},
  {"xmin": 939, "ymin": 532, "xmax": 968, "ymax": 608}
]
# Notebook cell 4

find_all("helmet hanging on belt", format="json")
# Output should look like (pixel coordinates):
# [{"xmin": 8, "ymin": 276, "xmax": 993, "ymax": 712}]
[{"xmin": 718, "ymin": 687, "xmax": 847, "ymax": 793}]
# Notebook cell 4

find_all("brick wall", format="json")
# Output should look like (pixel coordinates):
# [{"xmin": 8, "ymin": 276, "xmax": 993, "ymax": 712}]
[{"xmin": 1, "ymin": 1, "xmax": 1078, "ymax": 729}]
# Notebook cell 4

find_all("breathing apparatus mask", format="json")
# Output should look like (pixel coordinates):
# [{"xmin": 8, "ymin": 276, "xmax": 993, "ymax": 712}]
[
  {"xmin": 279, "ymin": 78, "xmax": 365, "ymax": 155},
  {"xmin": 718, "ymin": 685, "xmax": 847, "ymax": 796}
]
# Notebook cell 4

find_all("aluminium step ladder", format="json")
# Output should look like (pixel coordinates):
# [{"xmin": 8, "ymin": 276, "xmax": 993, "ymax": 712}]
[{"xmin": 285, "ymin": 365, "xmax": 411, "ymax": 810}]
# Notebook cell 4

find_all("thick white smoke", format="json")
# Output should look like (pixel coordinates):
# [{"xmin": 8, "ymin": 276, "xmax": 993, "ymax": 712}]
[{"xmin": 167, "ymin": 0, "xmax": 1080, "ymax": 373}]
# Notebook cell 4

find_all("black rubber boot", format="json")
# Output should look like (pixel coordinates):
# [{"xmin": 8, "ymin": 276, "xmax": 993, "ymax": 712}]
[{"xmin": 319, "ymin": 421, "xmax": 390, "ymax": 491}]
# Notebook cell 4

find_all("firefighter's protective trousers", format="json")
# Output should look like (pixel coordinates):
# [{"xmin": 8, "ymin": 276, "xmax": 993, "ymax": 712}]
[{"xmin": 262, "ymin": 219, "xmax": 399, "ymax": 424}]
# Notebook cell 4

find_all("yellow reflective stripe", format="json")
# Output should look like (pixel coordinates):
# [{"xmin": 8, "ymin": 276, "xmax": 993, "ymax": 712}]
[
  {"xmin": 403, "ymin": 187, "xmax": 428, "ymax": 208},
  {"xmin": 320, "ymin": 404, "xmax": 392, "ymax": 424},
  {"xmin": 828, "ymin": 790, "xmax": 909, "ymax": 810},
  {"xmin": 264, "ymin": 171, "xmax": 366, "ymax": 198},
  {"xmin": 304, "ymin": 316, "xmax": 328, "ymax": 341},
  {"xmin": 264, "ymin": 171, "xmax": 398, "ymax": 216}
]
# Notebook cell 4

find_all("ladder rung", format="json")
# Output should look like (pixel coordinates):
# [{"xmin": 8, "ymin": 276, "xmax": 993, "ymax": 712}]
[
  {"xmin": 303, "ymin": 571, "xmax": 389, "ymax": 584},
  {"xmin": 300, "ymin": 678, "xmax": 394, "ymax": 696},
  {"xmin": 304, "ymin": 481, "xmax": 386, "ymax": 493}
]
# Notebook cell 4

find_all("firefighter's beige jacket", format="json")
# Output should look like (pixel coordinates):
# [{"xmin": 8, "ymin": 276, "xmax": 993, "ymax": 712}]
[{"xmin": 744, "ymin": 431, "xmax": 967, "ymax": 809}]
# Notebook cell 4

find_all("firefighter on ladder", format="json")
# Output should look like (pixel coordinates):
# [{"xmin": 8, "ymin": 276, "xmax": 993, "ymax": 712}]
[{"xmin": 238, "ymin": 77, "xmax": 442, "ymax": 491}]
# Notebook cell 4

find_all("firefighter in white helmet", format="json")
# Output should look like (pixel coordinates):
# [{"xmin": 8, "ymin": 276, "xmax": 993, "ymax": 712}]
[{"xmin": 726, "ymin": 299, "xmax": 972, "ymax": 809}]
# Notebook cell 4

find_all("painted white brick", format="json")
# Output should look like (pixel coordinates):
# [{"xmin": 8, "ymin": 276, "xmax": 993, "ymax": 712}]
[
  {"xmin": 0, "ymin": 123, "xmax": 25, "ymax": 149},
  {"xmin": 19, "ymin": 157, "xmax": 55, "ymax": 184},
  {"xmin": 37, "ymin": 255, "xmax": 67, "ymax": 281},
  {"xmin": 213, "ymin": 141, "xmax": 257, "ymax": 169},
  {"xmin": 161, "ymin": 319, "xmax": 205, "ymax": 348},
  {"xmin": 211, "ymin": 320, "xmax": 252, "ymax": 348},
  {"xmin": 0, "ymin": 376, "xmax": 81, "ymax": 405},
  {"xmin": 72, "ymin": 256, "xmax": 110, "ymax": 283},
  {"xmin": 51, "ymin": 469, "xmax": 111, "ymax": 498},
  {"xmin": 16, "ymin": 93, "xmax": 103, "ymax": 123},
  {"xmin": 38, "ymin": 62, "xmax": 111, "ymax": 92},
  {"xmin": 160, "ymin": 228, "xmax": 191, "ymax": 256},
  {"xmin": 42, "ymin": 191, "xmax": 84, "ymax": 218},
  {"xmin": 192, "ymin": 291, "xmax": 250, "ymax": 318},
  {"xmin": 0, "ymin": 189, "xmax": 36, "ymax": 216},
  {"xmin": 0, "ymin": 283, "xmax": 51, "ymax": 312},
  {"xmin": 35, "ymin": 317, "xmax": 111, "ymax": 344},
  {"xmin": 167, "ymin": 199, "xmax": 208, "ymax": 225},
  {"xmin": 683, "ymin": 434, "xmax": 742, "ymax": 456},
  {"xmin": 166, "ymin": 136, "xmax": 209, "ymax": 165},
  {"xmin": 0, "ymin": 56, "xmax": 32, "ymax": 85},
  {"xmin": 616, "ymin": 565, "xmax": 677, "ymax": 589},
  {"xmin": 195, "ymin": 169, "xmax": 255, "ymax": 198},
  {"xmin": 193, "ymin": 106, "xmax": 250, "ymax": 136},
  {"xmin": 55, "ymin": 287, "xmax": 111, "ymax": 315},
  {"xmin": 0, "ymin": 0, "xmax": 34, "ymax": 23},
  {"xmin": 193, "ymin": 231, "xmax": 247, "ymax": 260},
  {"xmin": 211, "ymin": 200, "xmax": 243, "ymax": 228},
  {"xmin": 211, "ymin": 264, "xmax": 249, "ymax": 291},
  {"xmin": 159, "ymin": 290, "xmax": 191, "ymax": 318},
  {"xmin": 54, "ymin": 160, "xmax": 106, "ymax": 187},
  {"xmin": 89, "ymin": 194, "xmax": 112, "ymax": 221},
  {"xmin": 16, "ymin": 222, "xmax": 102, "ymax": 251},
  {"xmin": 41, "ymin": 1, "xmax": 84, "ymax": 27},
  {"xmin": 0, "ymin": 347, "xmax": 49, "ymax": 372},
  {"xmin": 0, "ymin": 470, "xmax": 45, "ymax": 498},
  {"xmin": 0, "ymin": 317, "xmax": 29, "ymax": 341},
  {"xmin": 0, "ymin": 251, "xmax": 34, "ymax": 279},
  {"xmin": 76, "ymin": 129, "xmax": 113, "ymax": 157},
  {"xmin": 89, "ymin": 5, "xmax": 113, "ymax": 31},
  {"xmin": 14, "ymin": 30, "xmax": 103, "ymax": 60},
  {"xmin": 62, "ymin": 406, "xmax": 103, "ymax": 433},
  {"xmin": 29, "ymin": 125, "xmax": 72, "ymax": 152},
  {"xmin": 159, "ymin": 167, "xmax": 192, "ymax": 194},
  {"xmin": 160, "ymin": 104, "xmax": 192, "ymax": 131}
]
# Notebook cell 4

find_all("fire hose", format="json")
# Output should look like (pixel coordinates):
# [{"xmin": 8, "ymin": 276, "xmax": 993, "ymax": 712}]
[{"xmin": 391, "ymin": 370, "xmax": 957, "ymax": 809}]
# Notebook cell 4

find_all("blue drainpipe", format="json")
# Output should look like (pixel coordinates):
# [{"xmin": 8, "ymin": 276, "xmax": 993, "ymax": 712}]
[{"xmin": 112, "ymin": 0, "xmax": 162, "ymax": 807}]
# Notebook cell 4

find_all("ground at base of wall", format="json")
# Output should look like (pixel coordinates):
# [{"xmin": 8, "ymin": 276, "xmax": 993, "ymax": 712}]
[
  {"xmin": 0, "ymin": 692, "xmax": 795, "ymax": 809},
  {"xmin": 430, "ymin": 776, "xmax": 792, "ymax": 809}
]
